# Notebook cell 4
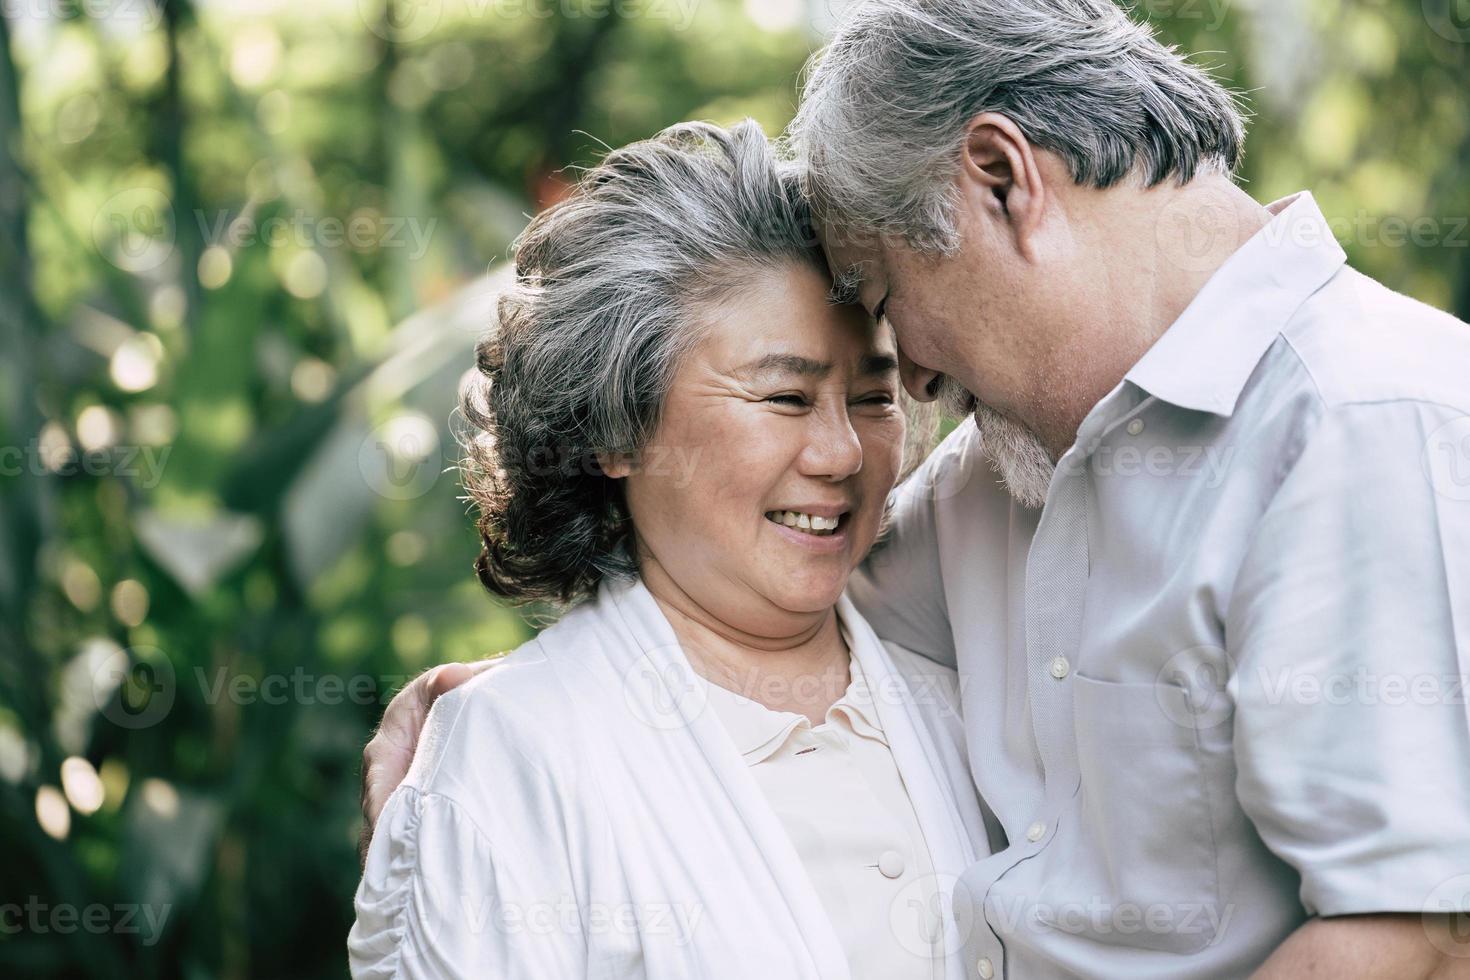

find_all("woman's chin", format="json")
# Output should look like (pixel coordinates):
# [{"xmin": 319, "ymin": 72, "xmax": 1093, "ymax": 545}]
[{"xmin": 758, "ymin": 575, "xmax": 848, "ymax": 616}]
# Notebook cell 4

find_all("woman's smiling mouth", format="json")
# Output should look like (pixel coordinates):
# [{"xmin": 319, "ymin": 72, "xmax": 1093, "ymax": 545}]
[{"xmin": 763, "ymin": 509, "xmax": 850, "ymax": 537}]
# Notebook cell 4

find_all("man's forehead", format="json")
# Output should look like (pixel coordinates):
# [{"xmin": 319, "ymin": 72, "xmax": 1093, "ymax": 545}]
[
  {"xmin": 817, "ymin": 224, "xmax": 882, "ymax": 301},
  {"xmin": 827, "ymin": 262, "xmax": 865, "ymax": 305},
  {"xmin": 824, "ymin": 249, "xmax": 886, "ymax": 308}
]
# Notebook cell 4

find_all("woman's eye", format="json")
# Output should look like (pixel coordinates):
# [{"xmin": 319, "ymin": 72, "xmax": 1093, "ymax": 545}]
[
  {"xmin": 767, "ymin": 394, "xmax": 809, "ymax": 407},
  {"xmin": 855, "ymin": 393, "xmax": 895, "ymax": 406}
]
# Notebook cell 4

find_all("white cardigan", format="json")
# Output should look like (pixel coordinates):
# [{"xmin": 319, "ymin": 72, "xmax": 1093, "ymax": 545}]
[{"xmin": 349, "ymin": 576, "xmax": 988, "ymax": 980}]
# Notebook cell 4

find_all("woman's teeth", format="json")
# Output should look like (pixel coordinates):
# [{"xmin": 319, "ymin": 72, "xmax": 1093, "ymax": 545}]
[{"xmin": 765, "ymin": 510, "xmax": 842, "ymax": 536}]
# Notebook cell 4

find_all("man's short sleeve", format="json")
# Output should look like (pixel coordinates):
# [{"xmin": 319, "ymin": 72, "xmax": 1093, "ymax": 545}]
[{"xmin": 1228, "ymin": 399, "xmax": 1470, "ymax": 916}]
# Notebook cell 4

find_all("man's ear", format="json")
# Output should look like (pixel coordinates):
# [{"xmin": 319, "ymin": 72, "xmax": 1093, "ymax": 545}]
[
  {"xmin": 597, "ymin": 451, "xmax": 636, "ymax": 479},
  {"xmin": 960, "ymin": 112, "xmax": 1046, "ymax": 259}
]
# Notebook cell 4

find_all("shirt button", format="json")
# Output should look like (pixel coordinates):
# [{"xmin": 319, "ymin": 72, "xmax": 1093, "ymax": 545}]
[
  {"xmin": 977, "ymin": 956, "xmax": 995, "ymax": 979},
  {"xmin": 878, "ymin": 850, "xmax": 905, "ymax": 878},
  {"xmin": 1049, "ymin": 656, "xmax": 1070, "ymax": 680},
  {"xmin": 1026, "ymin": 821, "xmax": 1047, "ymax": 843},
  {"xmin": 1126, "ymin": 418, "xmax": 1145, "ymax": 436}
]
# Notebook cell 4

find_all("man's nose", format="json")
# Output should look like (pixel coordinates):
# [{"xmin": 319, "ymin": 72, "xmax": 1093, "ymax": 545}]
[{"xmin": 897, "ymin": 344, "xmax": 941, "ymax": 402}]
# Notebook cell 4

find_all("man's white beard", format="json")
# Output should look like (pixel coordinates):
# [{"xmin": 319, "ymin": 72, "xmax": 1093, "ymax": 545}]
[{"xmin": 932, "ymin": 375, "xmax": 1055, "ymax": 510}]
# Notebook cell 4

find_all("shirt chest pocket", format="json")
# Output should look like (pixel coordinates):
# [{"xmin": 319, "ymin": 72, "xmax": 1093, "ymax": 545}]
[{"xmin": 1059, "ymin": 672, "xmax": 1232, "ymax": 954}]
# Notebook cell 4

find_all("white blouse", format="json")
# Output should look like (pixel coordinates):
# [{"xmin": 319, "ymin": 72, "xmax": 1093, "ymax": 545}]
[
  {"xmin": 701, "ymin": 640, "xmax": 949, "ymax": 979},
  {"xmin": 349, "ymin": 576, "xmax": 988, "ymax": 979}
]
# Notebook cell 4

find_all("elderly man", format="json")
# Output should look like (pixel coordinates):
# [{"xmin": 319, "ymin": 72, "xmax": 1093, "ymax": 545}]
[{"xmin": 360, "ymin": 0, "xmax": 1470, "ymax": 976}]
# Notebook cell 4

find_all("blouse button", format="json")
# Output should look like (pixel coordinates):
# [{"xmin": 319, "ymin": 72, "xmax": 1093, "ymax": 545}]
[{"xmin": 878, "ymin": 850, "xmax": 905, "ymax": 878}]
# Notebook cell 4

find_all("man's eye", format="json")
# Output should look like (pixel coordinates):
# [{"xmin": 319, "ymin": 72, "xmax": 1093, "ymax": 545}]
[{"xmin": 767, "ymin": 394, "xmax": 809, "ymax": 407}]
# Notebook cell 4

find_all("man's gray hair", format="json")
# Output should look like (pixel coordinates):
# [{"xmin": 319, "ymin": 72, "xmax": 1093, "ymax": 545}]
[{"xmin": 788, "ymin": 0, "xmax": 1248, "ymax": 250}]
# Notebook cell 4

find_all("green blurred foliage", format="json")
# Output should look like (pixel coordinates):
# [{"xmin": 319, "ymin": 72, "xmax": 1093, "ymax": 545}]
[{"xmin": 0, "ymin": 0, "xmax": 1465, "ymax": 977}]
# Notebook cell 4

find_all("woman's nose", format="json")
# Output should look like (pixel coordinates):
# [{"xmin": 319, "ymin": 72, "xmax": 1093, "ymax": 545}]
[
  {"xmin": 799, "ymin": 409, "xmax": 864, "ymax": 481},
  {"xmin": 897, "ymin": 344, "xmax": 941, "ymax": 402}
]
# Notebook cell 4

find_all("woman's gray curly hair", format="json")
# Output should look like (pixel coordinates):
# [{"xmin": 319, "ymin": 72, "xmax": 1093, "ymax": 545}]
[{"xmin": 460, "ymin": 119, "xmax": 928, "ymax": 605}]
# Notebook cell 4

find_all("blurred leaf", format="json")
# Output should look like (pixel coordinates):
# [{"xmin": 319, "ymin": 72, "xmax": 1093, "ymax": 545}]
[{"xmin": 134, "ymin": 508, "xmax": 264, "ymax": 597}]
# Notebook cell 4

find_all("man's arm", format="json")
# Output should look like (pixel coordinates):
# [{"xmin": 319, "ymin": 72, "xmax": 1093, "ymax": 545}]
[
  {"xmin": 846, "ymin": 420, "xmax": 987, "ymax": 667},
  {"xmin": 359, "ymin": 659, "xmax": 501, "ymax": 864},
  {"xmin": 1254, "ymin": 914, "xmax": 1470, "ymax": 979},
  {"xmin": 1227, "ymin": 400, "xmax": 1470, "ymax": 972}
]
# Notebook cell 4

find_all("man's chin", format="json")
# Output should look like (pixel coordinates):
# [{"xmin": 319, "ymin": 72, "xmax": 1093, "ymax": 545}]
[
  {"xmin": 973, "ymin": 402, "xmax": 1056, "ymax": 509},
  {"xmin": 933, "ymin": 376, "xmax": 1055, "ymax": 509}
]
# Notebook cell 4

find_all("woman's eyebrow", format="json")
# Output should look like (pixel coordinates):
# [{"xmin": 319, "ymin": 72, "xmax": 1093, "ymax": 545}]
[
  {"xmin": 732, "ymin": 354, "xmax": 832, "ymax": 379},
  {"xmin": 860, "ymin": 353, "xmax": 900, "ymax": 377},
  {"xmin": 731, "ymin": 352, "xmax": 898, "ymax": 381}
]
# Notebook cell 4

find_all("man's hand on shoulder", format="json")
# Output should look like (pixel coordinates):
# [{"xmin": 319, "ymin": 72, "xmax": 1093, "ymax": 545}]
[{"xmin": 358, "ymin": 657, "xmax": 505, "ymax": 866}]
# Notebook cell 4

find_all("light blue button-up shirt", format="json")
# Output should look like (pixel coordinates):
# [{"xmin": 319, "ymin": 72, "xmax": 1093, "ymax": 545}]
[{"xmin": 849, "ymin": 192, "xmax": 1470, "ymax": 978}]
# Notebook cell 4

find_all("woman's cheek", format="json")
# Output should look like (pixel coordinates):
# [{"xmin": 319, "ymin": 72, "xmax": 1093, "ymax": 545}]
[
  {"xmin": 862, "ymin": 413, "xmax": 906, "ymax": 482},
  {"xmin": 707, "ymin": 410, "xmax": 795, "ymax": 499},
  {"xmin": 736, "ymin": 408, "xmax": 803, "ymax": 456}
]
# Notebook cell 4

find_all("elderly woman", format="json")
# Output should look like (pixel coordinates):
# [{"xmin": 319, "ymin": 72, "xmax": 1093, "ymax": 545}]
[{"xmin": 348, "ymin": 120, "xmax": 986, "ymax": 980}]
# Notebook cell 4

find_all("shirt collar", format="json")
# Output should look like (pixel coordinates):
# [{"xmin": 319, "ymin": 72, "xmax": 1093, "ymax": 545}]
[
  {"xmin": 1123, "ymin": 192, "xmax": 1347, "ymax": 417},
  {"xmin": 700, "ymin": 622, "xmax": 888, "ymax": 765}
]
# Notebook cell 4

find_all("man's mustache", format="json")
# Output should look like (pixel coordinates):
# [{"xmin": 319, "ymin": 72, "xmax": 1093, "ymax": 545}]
[{"xmin": 928, "ymin": 373, "xmax": 980, "ymax": 418}]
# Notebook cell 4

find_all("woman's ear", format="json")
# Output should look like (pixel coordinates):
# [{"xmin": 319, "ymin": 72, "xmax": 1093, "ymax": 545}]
[
  {"xmin": 597, "ymin": 451, "xmax": 636, "ymax": 479},
  {"xmin": 960, "ymin": 112, "xmax": 1046, "ymax": 259}
]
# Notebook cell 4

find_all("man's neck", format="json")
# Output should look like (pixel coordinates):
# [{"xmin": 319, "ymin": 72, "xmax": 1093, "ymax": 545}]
[
  {"xmin": 1133, "ymin": 175, "xmax": 1273, "ymax": 349},
  {"xmin": 1040, "ymin": 175, "xmax": 1272, "ymax": 459}
]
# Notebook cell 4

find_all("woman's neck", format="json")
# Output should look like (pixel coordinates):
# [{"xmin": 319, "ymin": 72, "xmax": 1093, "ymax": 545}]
[{"xmin": 638, "ymin": 557, "xmax": 851, "ymax": 726}]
